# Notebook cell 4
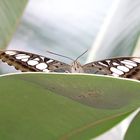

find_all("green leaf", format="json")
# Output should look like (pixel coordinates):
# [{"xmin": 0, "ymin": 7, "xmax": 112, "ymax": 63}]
[
  {"xmin": 0, "ymin": 73, "xmax": 140, "ymax": 139},
  {"xmin": 0, "ymin": 0, "xmax": 28, "ymax": 49},
  {"xmin": 124, "ymin": 110, "xmax": 140, "ymax": 140},
  {"xmin": 68, "ymin": 110, "xmax": 133, "ymax": 140}
]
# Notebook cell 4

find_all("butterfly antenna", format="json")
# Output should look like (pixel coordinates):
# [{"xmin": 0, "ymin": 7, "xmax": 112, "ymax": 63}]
[
  {"xmin": 75, "ymin": 49, "xmax": 88, "ymax": 61},
  {"xmin": 46, "ymin": 50, "xmax": 74, "ymax": 61}
]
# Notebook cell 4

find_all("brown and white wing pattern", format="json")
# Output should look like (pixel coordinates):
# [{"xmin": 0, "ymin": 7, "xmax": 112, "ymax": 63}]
[
  {"xmin": 83, "ymin": 57, "xmax": 140, "ymax": 80},
  {"xmin": 0, "ymin": 50, "xmax": 71, "ymax": 73}
]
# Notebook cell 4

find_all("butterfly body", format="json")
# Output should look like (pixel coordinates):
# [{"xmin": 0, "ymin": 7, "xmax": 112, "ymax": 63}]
[{"xmin": 0, "ymin": 50, "xmax": 140, "ymax": 80}]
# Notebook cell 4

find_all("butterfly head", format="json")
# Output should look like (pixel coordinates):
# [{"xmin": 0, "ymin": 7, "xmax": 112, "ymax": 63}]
[
  {"xmin": 70, "ymin": 50, "xmax": 88, "ymax": 73},
  {"xmin": 71, "ymin": 61, "xmax": 83, "ymax": 73}
]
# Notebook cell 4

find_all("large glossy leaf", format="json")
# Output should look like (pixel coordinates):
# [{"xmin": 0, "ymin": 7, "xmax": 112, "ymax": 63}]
[
  {"xmin": 0, "ymin": 0, "xmax": 28, "ymax": 49},
  {"xmin": 0, "ymin": 73, "xmax": 140, "ymax": 139},
  {"xmin": 67, "ymin": 111, "xmax": 133, "ymax": 140},
  {"xmin": 124, "ymin": 110, "xmax": 140, "ymax": 140},
  {"xmin": 95, "ymin": 108, "xmax": 140, "ymax": 140}
]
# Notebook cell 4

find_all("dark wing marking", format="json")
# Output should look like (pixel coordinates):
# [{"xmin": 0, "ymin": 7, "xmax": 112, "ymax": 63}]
[
  {"xmin": 0, "ymin": 50, "xmax": 71, "ymax": 73},
  {"xmin": 83, "ymin": 57, "xmax": 140, "ymax": 80}
]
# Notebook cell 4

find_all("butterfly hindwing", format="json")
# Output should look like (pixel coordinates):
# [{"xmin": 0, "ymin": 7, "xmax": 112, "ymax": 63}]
[
  {"xmin": 83, "ymin": 57, "xmax": 140, "ymax": 80},
  {"xmin": 0, "ymin": 50, "xmax": 71, "ymax": 73}
]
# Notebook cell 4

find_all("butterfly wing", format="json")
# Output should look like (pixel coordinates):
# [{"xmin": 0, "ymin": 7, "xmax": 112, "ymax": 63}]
[
  {"xmin": 83, "ymin": 57, "xmax": 140, "ymax": 80},
  {"xmin": 0, "ymin": 50, "xmax": 71, "ymax": 73}
]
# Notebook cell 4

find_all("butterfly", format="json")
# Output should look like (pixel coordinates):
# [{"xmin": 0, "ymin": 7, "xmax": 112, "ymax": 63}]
[{"xmin": 0, "ymin": 50, "xmax": 140, "ymax": 80}]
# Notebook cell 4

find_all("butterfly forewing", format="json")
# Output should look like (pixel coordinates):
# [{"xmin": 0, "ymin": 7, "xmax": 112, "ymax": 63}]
[
  {"xmin": 1, "ymin": 50, "xmax": 140, "ymax": 80},
  {"xmin": 83, "ymin": 57, "xmax": 140, "ymax": 80},
  {"xmin": 0, "ymin": 50, "xmax": 71, "ymax": 73}
]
